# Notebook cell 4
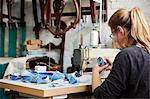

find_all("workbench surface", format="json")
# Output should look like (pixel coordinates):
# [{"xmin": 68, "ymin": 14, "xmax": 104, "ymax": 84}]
[{"xmin": 0, "ymin": 79, "xmax": 91, "ymax": 98}]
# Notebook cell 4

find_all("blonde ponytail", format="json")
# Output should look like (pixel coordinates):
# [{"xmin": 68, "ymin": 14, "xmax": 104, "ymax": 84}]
[{"xmin": 130, "ymin": 7, "xmax": 150, "ymax": 53}]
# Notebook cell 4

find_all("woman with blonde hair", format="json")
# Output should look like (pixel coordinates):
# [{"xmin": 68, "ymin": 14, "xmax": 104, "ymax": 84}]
[{"xmin": 92, "ymin": 7, "xmax": 150, "ymax": 98}]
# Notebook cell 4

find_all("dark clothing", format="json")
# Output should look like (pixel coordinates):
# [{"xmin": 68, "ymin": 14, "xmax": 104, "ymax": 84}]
[{"xmin": 94, "ymin": 45, "xmax": 150, "ymax": 98}]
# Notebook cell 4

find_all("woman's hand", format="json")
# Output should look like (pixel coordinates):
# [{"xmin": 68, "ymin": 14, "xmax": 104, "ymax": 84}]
[
  {"xmin": 104, "ymin": 57, "xmax": 113, "ymax": 71},
  {"xmin": 92, "ymin": 64, "xmax": 108, "ymax": 73},
  {"xmin": 92, "ymin": 57, "xmax": 113, "ymax": 73},
  {"xmin": 92, "ymin": 64, "xmax": 107, "ymax": 92},
  {"xmin": 92, "ymin": 57, "xmax": 113, "ymax": 92}
]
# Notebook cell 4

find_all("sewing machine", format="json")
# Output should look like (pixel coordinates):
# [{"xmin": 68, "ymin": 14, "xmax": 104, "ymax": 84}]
[{"xmin": 71, "ymin": 48, "xmax": 120, "ymax": 75}]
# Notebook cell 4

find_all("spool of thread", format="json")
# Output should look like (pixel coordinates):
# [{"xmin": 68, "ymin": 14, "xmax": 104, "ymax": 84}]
[{"xmin": 90, "ymin": 27, "xmax": 98, "ymax": 48}]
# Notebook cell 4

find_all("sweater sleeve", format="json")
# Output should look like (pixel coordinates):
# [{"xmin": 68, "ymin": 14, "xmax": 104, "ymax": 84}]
[{"xmin": 93, "ymin": 51, "xmax": 130, "ymax": 98}]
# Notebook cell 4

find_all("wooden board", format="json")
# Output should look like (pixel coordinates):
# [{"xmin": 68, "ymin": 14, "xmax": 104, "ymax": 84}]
[{"xmin": 0, "ymin": 79, "xmax": 91, "ymax": 97}]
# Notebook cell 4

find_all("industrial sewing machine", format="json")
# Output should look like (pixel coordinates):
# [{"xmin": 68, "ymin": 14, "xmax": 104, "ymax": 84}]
[{"xmin": 71, "ymin": 48, "xmax": 120, "ymax": 75}]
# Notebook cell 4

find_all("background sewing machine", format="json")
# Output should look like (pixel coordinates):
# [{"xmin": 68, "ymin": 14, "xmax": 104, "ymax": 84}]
[{"xmin": 71, "ymin": 48, "xmax": 120, "ymax": 75}]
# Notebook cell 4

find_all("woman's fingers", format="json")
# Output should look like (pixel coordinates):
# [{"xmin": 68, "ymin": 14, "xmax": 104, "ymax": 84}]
[
  {"xmin": 93, "ymin": 64, "xmax": 109, "ymax": 72},
  {"xmin": 104, "ymin": 56, "xmax": 113, "ymax": 65},
  {"xmin": 105, "ymin": 65, "xmax": 112, "ymax": 70}
]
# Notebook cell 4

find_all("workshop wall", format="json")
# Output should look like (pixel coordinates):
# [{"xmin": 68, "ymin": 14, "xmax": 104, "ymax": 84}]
[{"xmin": 2, "ymin": 0, "xmax": 150, "ymax": 72}]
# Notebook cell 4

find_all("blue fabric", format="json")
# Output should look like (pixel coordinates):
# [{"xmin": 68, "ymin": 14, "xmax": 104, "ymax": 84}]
[
  {"xmin": 97, "ymin": 57, "xmax": 108, "ymax": 66},
  {"xmin": 65, "ymin": 73, "xmax": 77, "ymax": 84},
  {"xmin": 22, "ymin": 76, "xmax": 31, "ymax": 82},
  {"xmin": 10, "ymin": 70, "xmax": 79, "ymax": 84},
  {"xmin": 50, "ymin": 71, "xmax": 65, "ymax": 81},
  {"xmin": 29, "ymin": 74, "xmax": 43, "ymax": 83},
  {"xmin": 10, "ymin": 75, "xmax": 22, "ymax": 80}
]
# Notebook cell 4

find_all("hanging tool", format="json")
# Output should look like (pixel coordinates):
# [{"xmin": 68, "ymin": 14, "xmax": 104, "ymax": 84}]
[
  {"xmin": 6, "ymin": 0, "xmax": 17, "ymax": 57},
  {"xmin": 0, "ymin": 0, "xmax": 6, "ymax": 57}
]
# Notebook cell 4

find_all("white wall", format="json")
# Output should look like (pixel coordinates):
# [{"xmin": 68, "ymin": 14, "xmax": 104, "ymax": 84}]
[
  {"xmin": 64, "ymin": 0, "xmax": 150, "ymax": 72},
  {"xmin": 2, "ymin": 0, "xmax": 150, "ymax": 72}
]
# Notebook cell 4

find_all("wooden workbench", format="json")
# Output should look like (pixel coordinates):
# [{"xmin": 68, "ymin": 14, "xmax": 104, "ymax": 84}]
[{"xmin": 0, "ymin": 79, "xmax": 92, "ymax": 99}]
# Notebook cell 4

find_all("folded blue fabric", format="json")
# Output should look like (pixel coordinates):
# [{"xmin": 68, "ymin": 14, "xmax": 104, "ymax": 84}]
[
  {"xmin": 30, "ymin": 74, "xmax": 44, "ymax": 83},
  {"xmin": 39, "ymin": 72, "xmax": 53, "ymax": 79},
  {"xmin": 10, "ymin": 70, "xmax": 80, "ymax": 84},
  {"xmin": 10, "ymin": 74, "xmax": 22, "ymax": 80},
  {"xmin": 50, "ymin": 71, "xmax": 65, "ymax": 81},
  {"xmin": 24, "ymin": 73, "xmax": 48, "ymax": 83},
  {"xmin": 22, "ymin": 76, "xmax": 31, "ymax": 83},
  {"xmin": 65, "ymin": 73, "xmax": 77, "ymax": 84}
]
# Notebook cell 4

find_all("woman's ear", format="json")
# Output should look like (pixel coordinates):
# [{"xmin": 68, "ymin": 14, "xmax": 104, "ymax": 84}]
[{"xmin": 117, "ymin": 26, "xmax": 125, "ymax": 35}]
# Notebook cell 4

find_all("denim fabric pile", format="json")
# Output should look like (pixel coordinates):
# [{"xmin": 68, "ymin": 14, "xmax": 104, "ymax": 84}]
[{"xmin": 10, "ymin": 70, "xmax": 81, "ymax": 85}]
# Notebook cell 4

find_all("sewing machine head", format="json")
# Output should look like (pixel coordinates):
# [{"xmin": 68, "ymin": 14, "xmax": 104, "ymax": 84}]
[{"xmin": 71, "ymin": 48, "xmax": 120, "ymax": 75}]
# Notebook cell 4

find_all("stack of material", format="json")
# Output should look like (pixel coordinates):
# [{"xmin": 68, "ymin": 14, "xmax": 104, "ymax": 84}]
[
  {"xmin": 9, "ymin": 70, "xmax": 89, "ymax": 85},
  {"xmin": 25, "ymin": 40, "xmax": 47, "ymax": 56},
  {"xmin": 25, "ymin": 40, "xmax": 42, "ymax": 50}
]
